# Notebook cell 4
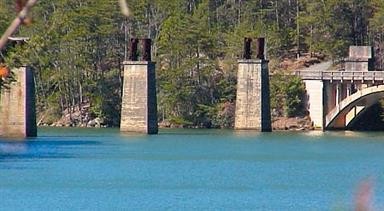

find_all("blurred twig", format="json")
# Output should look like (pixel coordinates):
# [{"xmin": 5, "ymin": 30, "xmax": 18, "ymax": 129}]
[
  {"xmin": 0, "ymin": 0, "xmax": 38, "ymax": 50},
  {"xmin": 1, "ymin": 0, "xmax": 130, "ymax": 50},
  {"xmin": 355, "ymin": 178, "xmax": 374, "ymax": 211},
  {"xmin": 118, "ymin": 0, "xmax": 132, "ymax": 17}
]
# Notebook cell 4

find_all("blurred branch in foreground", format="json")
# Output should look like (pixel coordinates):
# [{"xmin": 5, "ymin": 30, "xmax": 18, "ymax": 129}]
[
  {"xmin": 355, "ymin": 178, "xmax": 374, "ymax": 211},
  {"xmin": 1, "ymin": 0, "xmax": 131, "ymax": 50},
  {"xmin": 0, "ymin": 0, "xmax": 38, "ymax": 50},
  {"xmin": 118, "ymin": 0, "xmax": 132, "ymax": 17}
]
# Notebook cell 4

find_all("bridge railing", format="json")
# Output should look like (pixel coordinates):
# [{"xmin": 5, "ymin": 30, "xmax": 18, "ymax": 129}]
[{"xmin": 294, "ymin": 70, "xmax": 384, "ymax": 81}]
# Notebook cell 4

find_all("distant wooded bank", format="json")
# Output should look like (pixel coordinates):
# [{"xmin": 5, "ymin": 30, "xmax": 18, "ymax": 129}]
[{"xmin": 1, "ymin": 0, "xmax": 384, "ymax": 128}]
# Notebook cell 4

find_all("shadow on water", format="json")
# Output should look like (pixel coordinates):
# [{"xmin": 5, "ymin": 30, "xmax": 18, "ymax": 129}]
[
  {"xmin": 0, "ymin": 127, "xmax": 148, "ymax": 166},
  {"xmin": 38, "ymin": 126, "xmax": 122, "ymax": 137},
  {"xmin": 0, "ymin": 138, "xmax": 102, "ymax": 169}
]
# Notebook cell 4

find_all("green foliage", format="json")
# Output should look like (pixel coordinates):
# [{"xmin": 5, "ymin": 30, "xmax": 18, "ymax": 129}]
[
  {"xmin": 270, "ymin": 73, "xmax": 306, "ymax": 117},
  {"xmin": 1, "ymin": 0, "xmax": 124, "ymax": 126},
  {"xmin": 285, "ymin": 76, "xmax": 306, "ymax": 117},
  {"xmin": 168, "ymin": 116, "xmax": 193, "ymax": 127},
  {"xmin": 0, "ymin": 1, "xmax": 12, "ymax": 34}
]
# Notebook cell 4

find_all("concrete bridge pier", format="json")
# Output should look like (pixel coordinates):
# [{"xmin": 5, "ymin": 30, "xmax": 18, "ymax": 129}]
[
  {"xmin": 120, "ymin": 38, "xmax": 158, "ymax": 134},
  {"xmin": 305, "ymin": 80, "xmax": 350, "ymax": 129},
  {"xmin": 235, "ymin": 38, "xmax": 271, "ymax": 132},
  {"xmin": 303, "ymin": 80, "xmax": 324, "ymax": 129},
  {"xmin": 0, "ymin": 66, "xmax": 36, "ymax": 137}
]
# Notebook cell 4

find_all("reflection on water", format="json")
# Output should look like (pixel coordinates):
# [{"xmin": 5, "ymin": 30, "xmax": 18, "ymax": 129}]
[
  {"xmin": 0, "ymin": 142, "xmax": 27, "ymax": 154},
  {"xmin": 232, "ymin": 129, "xmax": 264, "ymax": 138},
  {"xmin": 0, "ymin": 127, "xmax": 383, "ymax": 210},
  {"xmin": 355, "ymin": 177, "xmax": 375, "ymax": 211}
]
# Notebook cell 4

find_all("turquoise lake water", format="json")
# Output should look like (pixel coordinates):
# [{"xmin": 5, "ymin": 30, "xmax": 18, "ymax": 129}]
[{"xmin": 0, "ymin": 128, "xmax": 384, "ymax": 210}]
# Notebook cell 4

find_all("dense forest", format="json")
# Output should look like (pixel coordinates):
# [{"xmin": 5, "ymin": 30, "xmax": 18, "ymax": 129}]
[{"xmin": 1, "ymin": 0, "xmax": 384, "ymax": 128}]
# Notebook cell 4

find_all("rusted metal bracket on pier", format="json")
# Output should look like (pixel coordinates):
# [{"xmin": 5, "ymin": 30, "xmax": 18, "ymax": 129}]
[
  {"xmin": 243, "ymin": 37, "xmax": 265, "ymax": 60},
  {"xmin": 129, "ymin": 38, "xmax": 151, "ymax": 61}
]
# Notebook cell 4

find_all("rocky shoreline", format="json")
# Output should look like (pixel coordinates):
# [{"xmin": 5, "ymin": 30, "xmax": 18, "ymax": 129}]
[
  {"xmin": 272, "ymin": 116, "xmax": 314, "ymax": 131},
  {"xmin": 39, "ymin": 106, "xmax": 314, "ymax": 131},
  {"xmin": 38, "ymin": 101, "xmax": 314, "ymax": 130},
  {"xmin": 37, "ymin": 104, "xmax": 106, "ymax": 128}
]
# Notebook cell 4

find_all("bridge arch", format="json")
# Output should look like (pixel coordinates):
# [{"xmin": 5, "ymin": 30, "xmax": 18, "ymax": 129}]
[{"xmin": 325, "ymin": 85, "xmax": 384, "ymax": 129}]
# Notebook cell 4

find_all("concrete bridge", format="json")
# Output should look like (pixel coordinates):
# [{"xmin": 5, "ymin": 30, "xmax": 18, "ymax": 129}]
[
  {"xmin": 296, "ymin": 70, "xmax": 384, "ymax": 130},
  {"xmin": 294, "ymin": 46, "xmax": 384, "ymax": 130}
]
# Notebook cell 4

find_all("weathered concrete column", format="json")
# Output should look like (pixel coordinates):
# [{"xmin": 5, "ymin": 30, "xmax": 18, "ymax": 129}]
[
  {"xmin": 0, "ymin": 66, "xmax": 36, "ymax": 137},
  {"xmin": 120, "ymin": 38, "xmax": 157, "ymax": 134},
  {"xmin": 303, "ymin": 80, "xmax": 324, "ymax": 129},
  {"xmin": 345, "ymin": 46, "xmax": 373, "ymax": 71},
  {"xmin": 235, "ymin": 59, "xmax": 271, "ymax": 131},
  {"xmin": 120, "ymin": 61, "xmax": 158, "ymax": 134}
]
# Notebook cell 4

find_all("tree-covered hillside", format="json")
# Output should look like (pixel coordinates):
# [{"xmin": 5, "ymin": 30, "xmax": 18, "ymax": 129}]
[{"xmin": 1, "ymin": 0, "xmax": 384, "ymax": 128}]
